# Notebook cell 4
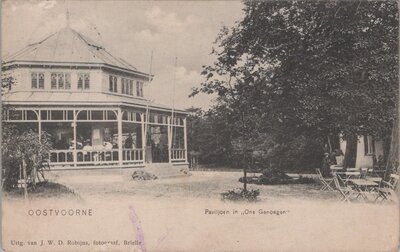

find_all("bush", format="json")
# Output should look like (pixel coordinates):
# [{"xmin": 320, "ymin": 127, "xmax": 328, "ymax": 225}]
[
  {"xmin": 131, "ymin": 170, "xmax": 158, "ymax": 180},
  {"xmin": 239, "ymin": 168, "xmax": 315, "ymax": 185},
  {"xmin": 221, "ymin": 188, "xmax": 260, "ymax": 202},
  {"xmin": 1, "ymin": 124, "xmax": 52, "ymax": 190}
]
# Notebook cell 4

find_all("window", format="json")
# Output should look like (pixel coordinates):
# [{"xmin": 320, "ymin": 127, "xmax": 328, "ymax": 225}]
[
  {"xmin": 51, "ymin": 74, "xmax": 57, "ymax": 89},
  {"xmin": 31, "ymin": 73, "xmax": 38, "ymax": 88},
  {"xmin": 364, "ymin": 135, "xmax": 375, "ymax": 155},
  {"xmin": 126, "ymin": 80, "xmax": 130, "ymax": 95},
  {"xmin": 121, "ymin": 78, "xmax": 125, "ymax": 94},
  {"xmin": 38, "ymin": 73, "xmax": 44, "ymax": 89},
  {"xmin": 58, "ymin": 74, "xmax": 64, "ymax": 89},
  {"xmin": 84, "ymin": 74, "xmax": 90, "ymax": 89},
  {"xmin": 129, "ymin": 80, "xmax": 133, "ymax": 95},
  {"xmin": 32, "ymin": 72, "xmax": 45, "ymax": 89},
  {"xmin": 78, "ymin": 73, "xmax": 90, "ymax": 90},
  {"xmin": 65, "ymin": 74, "xmax": 71, "ymax": 89},
  {"xmin": 136, "ymin": 81, "xmax": 144, "ymax": 97},
  {"xmin": 50, "ymin": 73, "xmax": 71, "ymax": 89},
  {"xmin": 109, "ymin": 75, "xmax": 118, "ymax": 92},
  {"xmin": 121, "ymin": 78, "xmax": 135, "ymax": 96}
]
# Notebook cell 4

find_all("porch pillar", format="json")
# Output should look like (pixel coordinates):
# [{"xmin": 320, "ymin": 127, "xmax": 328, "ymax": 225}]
[
  {"xmin": 73, "ymin": 109, "xmax": 77, "ymax": 168},
  {"xmin": 167, "ymin": 116, "xmax": 172, "ymax": 163},
  {"xmin": 117, "ymin": 108, "xmax": 123, "ymax": 166},
  {"xmin": 140, "ymin": 113, "xmax": 146, "ymax": 163},
  {"xmin": 183, "ymin": 118, "xmax": 188, "ymax": 163},
  {"xmin": 38, "ymin": 110, "xmax": 42, "ymax": 142}
]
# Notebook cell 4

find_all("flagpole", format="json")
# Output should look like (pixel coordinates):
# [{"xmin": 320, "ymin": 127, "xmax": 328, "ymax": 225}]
[
  {"xmin": 169, "ymin": 57, "xmax": 177, "ymax": 163},
  {"xmin": 144, "ymin": 51, "xmax": 153, "ymax": 163}
]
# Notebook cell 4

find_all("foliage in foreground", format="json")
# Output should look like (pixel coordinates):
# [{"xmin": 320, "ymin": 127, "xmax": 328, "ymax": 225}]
[
  {"xmin": 2, "ymin": 123, "xmax": 52, "ymax": 190},
  {"xmin": 221, "ymin": 188, "xmax": 260, "ymax": 202}
]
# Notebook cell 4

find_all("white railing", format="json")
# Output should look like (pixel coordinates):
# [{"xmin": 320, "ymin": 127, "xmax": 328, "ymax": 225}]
[
  {"xmin": 76, "ymin": 149, "xmax": 119, "ymax": 164},
  {"xmin": 171, "ymin": 148, "xmax": 186, "ymax": 162},
  {"xmin": 48, "ymin": 148, "xmax": 145, "ymax": 166},
  {"xmin": 48, "ymin": 150, "xmax": 74, "ymax": 164},
  {"xmin": 123, "ymin": 148, "xmax": 144, "ymax": 163}
]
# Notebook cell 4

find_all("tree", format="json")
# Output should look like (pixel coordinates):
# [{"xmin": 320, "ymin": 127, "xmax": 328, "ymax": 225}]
[
  {"xmin": 191, "ymin": 1, "xmax": 398, "ymax": 174},
  {"xmin": 2, "ymin": 126, "xmax": 52, "ymax": 195}
]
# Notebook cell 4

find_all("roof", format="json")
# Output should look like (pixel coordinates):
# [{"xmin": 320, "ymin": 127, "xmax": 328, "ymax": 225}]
[
  {"xmin": 2, "ymin": 91, "xmax": 188, "ymax": 114},
  {"xmin": 2, "ymin": 27, "xmax": 146, "ymax": 77}
]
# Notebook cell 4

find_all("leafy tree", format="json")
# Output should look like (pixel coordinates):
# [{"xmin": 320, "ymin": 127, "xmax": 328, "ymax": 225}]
[
  {"xmin": 191, "ymin": 1, "xmax": 398, "ymax": 174},
  {"xmin": 2, "ymin": 126, "xmax": 52, "ymax": 194}
]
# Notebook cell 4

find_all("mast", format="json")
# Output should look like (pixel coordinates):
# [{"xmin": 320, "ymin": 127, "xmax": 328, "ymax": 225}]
[
  {"xmin": 168, "ymin": 57, "xmax": 177, "ymax": 162},
  {"xmin": 144, "ymin": 51, "xmax": 153, "ymax": 163}
]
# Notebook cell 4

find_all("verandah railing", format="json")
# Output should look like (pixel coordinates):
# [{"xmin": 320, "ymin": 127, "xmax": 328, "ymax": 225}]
[
  {"xmin": 171, "ymin": 148, "xmax": 187, "ymax": 162},
  {"xmin": 48, "ymin": 148, "xmax": 144, "ymax": 167}
]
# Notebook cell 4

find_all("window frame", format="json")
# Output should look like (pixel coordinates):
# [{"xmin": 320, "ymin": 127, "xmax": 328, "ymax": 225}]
[
  {"xmin": 31, "ymin": 73, "xmax": 38, "ymax": 89},
  {"xmin": 78, "ymin": 73, "xmax": 90, "ymax": 90},
  {"xmin": 50, "ymin": 72, "xmax": 71, "ymax": 90},
  {"xmin": 364, "ymin": 135, "xmax": 375, "ymax": 155},
  {"xmin": 109, "ymin": 75, "xmax": 118, "ymax": 93}
]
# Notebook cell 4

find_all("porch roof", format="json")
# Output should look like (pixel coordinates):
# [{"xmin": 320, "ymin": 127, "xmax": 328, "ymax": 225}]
[{"xmin": 2, "ymin": 91, "xmax": 188, "ymax": 114}]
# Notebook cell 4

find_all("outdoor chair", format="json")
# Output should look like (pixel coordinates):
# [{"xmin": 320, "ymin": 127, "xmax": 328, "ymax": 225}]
[
  {"xmin": 375, "ymin": 174, "xmax": 399, "ymax": 203},
  {"xmin": 333, "ymin": 174, "xmax": 356, "ymax": 203},
  {"xmin": 315, "ymin": 168, "xmax": 334, "ymax": 191}
]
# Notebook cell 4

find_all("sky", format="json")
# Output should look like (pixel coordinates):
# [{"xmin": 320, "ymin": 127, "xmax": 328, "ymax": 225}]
[{"xmin": 1, "ymin": 0, "xmax": 244, "ymax": 110}]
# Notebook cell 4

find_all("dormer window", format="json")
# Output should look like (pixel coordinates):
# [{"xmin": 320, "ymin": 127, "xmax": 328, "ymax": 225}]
[
  {"xmin": 78, "ymin": 73, "xmax": 90, "ymax": 90},
  {"xmin": 109, "ymin": 75, "xmax": 118, "ymax": 93},
  {"xmin": 31, "ymin": 72, "xmax": 44, "ymax": 89},
  {"xmin": 51, "ymin": 73, "xmax": 71, "ymax": 89}
]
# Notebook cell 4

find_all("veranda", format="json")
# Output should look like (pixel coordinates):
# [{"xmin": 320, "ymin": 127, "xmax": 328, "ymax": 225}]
[{"xmin": 3, "ymin": 106, "xmax": 188, "ymax": 169}]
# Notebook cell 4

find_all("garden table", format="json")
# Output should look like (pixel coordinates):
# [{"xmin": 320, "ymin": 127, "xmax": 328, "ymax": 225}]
[
  {"xmin": 348, "ymin": 179, "xmax": 378, "ymax": 201},
  {"xmin": 330, "ymin": 166, "xmax": 343, "ymax": 173},
  {"xmin": 342, "ymin": 172, "xmax": 361, "ymax": 184},
  {"xmin": 366, "ymin": 177, "xmax": 382, "ymax": 183}
]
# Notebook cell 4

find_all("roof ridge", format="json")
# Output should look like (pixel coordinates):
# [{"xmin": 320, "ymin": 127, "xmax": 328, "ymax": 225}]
[
  {"xmin": 70, "ymin": 28, "xmax": 103, "ymax": 50},
  {"xmin": 27, "ymin": 32, "xmax": 57, "ymax": 46}
]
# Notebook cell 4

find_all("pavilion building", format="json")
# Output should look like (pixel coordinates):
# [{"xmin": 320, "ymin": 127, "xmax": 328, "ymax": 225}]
[{"xmin": 2, "ymin": 25, "xmax": 188, "ymax": 170}]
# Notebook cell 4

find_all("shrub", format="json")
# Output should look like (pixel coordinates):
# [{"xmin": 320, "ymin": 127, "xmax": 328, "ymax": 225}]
[
  {"xmin": 1, "ymin": 124, "xmax": 52, "ymax": 190},
  {"xmin": 131, "ymin": 170, "xmax": 158, "ymax": 180},
  {"xmin": 239, "ymin": 168, "xmax": 316, "ymax": 185},
  {"xmin": 221, "ymin": 188, "xmax": 260, "ymax": 202}
]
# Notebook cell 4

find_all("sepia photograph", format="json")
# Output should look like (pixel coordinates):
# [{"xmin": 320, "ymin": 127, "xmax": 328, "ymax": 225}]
[{"xmin": 1, "ymin": 0, "xmax": 399, "ymax": 251}]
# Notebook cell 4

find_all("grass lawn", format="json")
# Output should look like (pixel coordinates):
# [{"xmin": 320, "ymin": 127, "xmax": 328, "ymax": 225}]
[{"xmin": 48, "ymin": 170, "xmax": 336, "ymax": 202}]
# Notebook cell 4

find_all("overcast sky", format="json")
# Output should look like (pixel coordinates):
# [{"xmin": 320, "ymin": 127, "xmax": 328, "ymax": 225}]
[{"xmin": 1, "ymin": 0, "xmax": 244, "ymax": 109}]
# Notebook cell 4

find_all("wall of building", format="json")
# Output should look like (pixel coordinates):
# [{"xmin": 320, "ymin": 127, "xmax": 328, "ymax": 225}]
[
  {"xmin": 340, "ymin": 135, "xmax": 383, "ymax": 169},
  {"xmin": 8, "ymin": 67, "xmax": 103, "ymax": 92},
  {"xmin": 101, "ymin": 70, "xmax": 147, "ymax": 99},
  {"xmin": 355, "ymin": 137, "xmax": 384, "ymax": 169}
]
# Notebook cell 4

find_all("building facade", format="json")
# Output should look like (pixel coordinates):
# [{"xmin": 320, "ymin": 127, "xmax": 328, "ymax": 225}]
[
  {"xmin": 339, "ymin": 135, "xmax": 385, "ymax": 169},
  {"xmin": 2, "ymin": 26, "xmax": 188, "ymax": 170}
]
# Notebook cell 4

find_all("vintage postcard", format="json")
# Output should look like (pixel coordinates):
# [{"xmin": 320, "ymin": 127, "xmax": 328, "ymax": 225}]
[{"xmin": 1, "ymin": 1, "xmax": 399, "ymax": 251}]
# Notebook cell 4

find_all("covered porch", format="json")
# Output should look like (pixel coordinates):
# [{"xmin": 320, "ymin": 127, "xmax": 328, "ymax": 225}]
[{"xmin": 3, "ymin": 106, "xmax": 188, "ymax": 169}]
